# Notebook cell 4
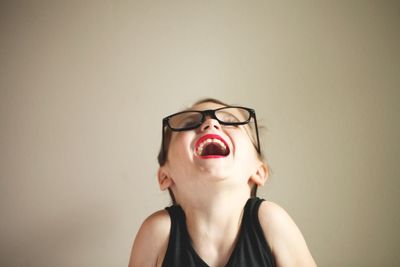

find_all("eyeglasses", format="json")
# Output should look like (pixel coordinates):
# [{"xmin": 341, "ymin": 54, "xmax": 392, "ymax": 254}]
[{"xmin": 161, "ymin": 106, "xmax": 261, "ymax": 157}]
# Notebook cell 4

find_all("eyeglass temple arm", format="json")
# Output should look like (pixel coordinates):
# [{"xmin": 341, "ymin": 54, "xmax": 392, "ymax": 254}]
[
  {"xmin": 253, "ymin": 112, "xmax": 261, "ymax": 154},
  {"xmin": 162, "ymin": 121, "xmax": 166, "ymax": 158}
]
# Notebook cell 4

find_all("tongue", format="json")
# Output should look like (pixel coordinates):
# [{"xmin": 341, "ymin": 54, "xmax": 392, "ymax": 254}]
[{"xmin": 203, "ymin": 143, "xmax": 223, "ymax": 156}]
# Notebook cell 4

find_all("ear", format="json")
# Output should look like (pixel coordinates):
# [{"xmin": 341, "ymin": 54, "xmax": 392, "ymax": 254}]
[
  {"xmin": 249, "ymin": 162, "xmax": 269, "ymax": 186},
  {"xmin": 157, "ymin": 167, "xmax": 174, "ymax": 191}
]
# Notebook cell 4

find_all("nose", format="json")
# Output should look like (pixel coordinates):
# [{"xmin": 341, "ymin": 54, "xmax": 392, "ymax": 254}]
[{"xmin": 200, "ymin": 117, "xmax": 221, "ymax": 131}]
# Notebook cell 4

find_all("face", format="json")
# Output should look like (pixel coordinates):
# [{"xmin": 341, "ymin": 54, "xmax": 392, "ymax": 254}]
[{"xmin": 158, "ymin": 102, "xmax": 265, "ymax": 198}]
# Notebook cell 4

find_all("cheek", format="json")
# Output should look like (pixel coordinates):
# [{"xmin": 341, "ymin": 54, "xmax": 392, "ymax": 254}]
[
  {"xmin": 231, "ymin": 131, "xmax": 259, "ymax": 161},
  {"xmin": 166, "ymin": 132, "xmax": 196, "ymax": 179},
  {"xmin": 167, "ymin": 132, "xmax": 193, "ymax": 160}
]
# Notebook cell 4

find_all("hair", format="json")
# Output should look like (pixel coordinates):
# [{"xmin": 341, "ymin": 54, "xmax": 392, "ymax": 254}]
[{"xmin": 157, "ymin": 98, "xmax": 268, "ymax": 204}]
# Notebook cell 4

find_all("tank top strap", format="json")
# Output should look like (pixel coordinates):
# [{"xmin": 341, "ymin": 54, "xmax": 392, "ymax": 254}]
[
  {"xmin": 226, "ymin": 197, "xmax": 276, "ymax": 267},
  {"xmin": 162, "ymin": 205, "xmax": 208, "ymax": 267}
]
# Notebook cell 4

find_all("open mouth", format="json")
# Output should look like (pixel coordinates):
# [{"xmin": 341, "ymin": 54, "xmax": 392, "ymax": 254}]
[{"xmin": 194, "ymin": 134, "xmax": 230, "ymax": 158}]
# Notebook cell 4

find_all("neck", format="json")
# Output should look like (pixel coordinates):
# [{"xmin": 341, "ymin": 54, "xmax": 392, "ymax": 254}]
[
  {"xmin": 175, "ymin": 187, "xmax": 251, "ymax": 266},
  {"xmin": 178, "ymin": 187, "xmax": 251, "ymax": 231},
  {"xmin": 170, "ymin": 181, "xmax": 250, "ymax": 266}
]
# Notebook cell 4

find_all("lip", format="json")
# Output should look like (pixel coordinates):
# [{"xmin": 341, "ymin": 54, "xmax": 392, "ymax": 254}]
[{"xmin": 194, "ymin": 134, "xmax": 230, "ymax": 158}]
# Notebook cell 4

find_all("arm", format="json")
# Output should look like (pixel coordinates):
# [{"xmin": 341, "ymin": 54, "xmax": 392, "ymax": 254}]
[
  {"xmin": 259, "ymin": 201, "xmax": 317, "ymax": 267},
  {"xmin": 128, "ymin": 210, "xmax": 170, "ymax": 267}
]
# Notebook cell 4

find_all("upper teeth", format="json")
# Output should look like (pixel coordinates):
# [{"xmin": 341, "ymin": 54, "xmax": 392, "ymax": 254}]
[{"xmin": 196, "ymin": 138, "xmax": 227, "ymax": 155}]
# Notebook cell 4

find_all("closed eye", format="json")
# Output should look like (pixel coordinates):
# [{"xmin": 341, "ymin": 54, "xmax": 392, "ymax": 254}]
[
  {"xmin": 217, "ymin": 112, "xmax": 240, "ymax": 123},
  {"xmin": 180, "ymin": 116, "xmax": 200, "ymax": 128}
]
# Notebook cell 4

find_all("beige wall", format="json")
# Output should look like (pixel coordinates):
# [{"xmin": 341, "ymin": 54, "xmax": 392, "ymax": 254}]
[{"xmin": 1, "ymin": 1, "xmax": 399, "ymax": 266}]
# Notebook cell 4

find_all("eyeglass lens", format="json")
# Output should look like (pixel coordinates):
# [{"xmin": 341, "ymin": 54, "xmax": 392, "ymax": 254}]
[{"xmin": 168, "ymin": 107, "xmax": 251, "ymax": 130}]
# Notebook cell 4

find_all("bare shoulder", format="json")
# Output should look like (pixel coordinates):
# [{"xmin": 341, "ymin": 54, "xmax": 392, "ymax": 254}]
[
  {"xmin": 128, "ymin": 209, "xmax": 171, "ymax": 267},
  {"xmin": 258, "ymin": 201, "xmax": 317, "ymax": 267}
]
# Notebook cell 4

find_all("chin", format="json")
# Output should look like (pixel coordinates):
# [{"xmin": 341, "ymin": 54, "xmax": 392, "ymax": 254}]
[{"xmin": 197, "ymin": 166, "xmax": 231, "ymax": 180}]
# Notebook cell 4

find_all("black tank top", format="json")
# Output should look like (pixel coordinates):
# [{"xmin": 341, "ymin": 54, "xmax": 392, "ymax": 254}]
[{"xmin": 162, "ymin": 197, "xmax": 275, "ymax": 267}]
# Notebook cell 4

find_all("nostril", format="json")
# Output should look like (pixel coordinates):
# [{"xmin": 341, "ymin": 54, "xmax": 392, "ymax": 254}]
[{"xmin": 201, "ymin": 119, "xmax": 220, "ymax": 131}]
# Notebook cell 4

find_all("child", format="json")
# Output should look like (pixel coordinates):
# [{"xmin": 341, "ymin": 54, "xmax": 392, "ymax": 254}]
[{"xmin": 129, "ymin": 98, "xmax": 317, "ymax": 267}]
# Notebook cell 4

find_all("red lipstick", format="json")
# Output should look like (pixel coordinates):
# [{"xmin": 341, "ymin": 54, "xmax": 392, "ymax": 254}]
[{"xmin": 194, "ymin": 134, "xmax": 230, "ymax": 158}]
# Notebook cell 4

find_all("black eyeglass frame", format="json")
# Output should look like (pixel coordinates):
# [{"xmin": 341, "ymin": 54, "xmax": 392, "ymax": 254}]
[{"xmin": 161, "ymin": 106, "xmax": 261, "ymax": 159}]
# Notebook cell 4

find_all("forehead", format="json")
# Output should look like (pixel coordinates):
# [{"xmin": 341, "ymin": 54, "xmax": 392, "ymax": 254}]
[{"xmin": 189, "ymin": 102, "xmax": 227, "ymax": 111}]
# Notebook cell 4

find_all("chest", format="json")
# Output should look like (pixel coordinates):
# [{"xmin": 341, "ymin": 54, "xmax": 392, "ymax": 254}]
[{"xmin": 161, "ymin": 199, "xmax": 275, "ymax": 267}]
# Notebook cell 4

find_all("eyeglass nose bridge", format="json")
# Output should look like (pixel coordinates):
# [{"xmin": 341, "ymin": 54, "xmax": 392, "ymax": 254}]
[
  {"xmin": 199, "ymin": 109, "xmax": 222, "ymax": 130},
  {"xmin": 200, "ymin": 109, "xmax": 218, "ymax": 121}
]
